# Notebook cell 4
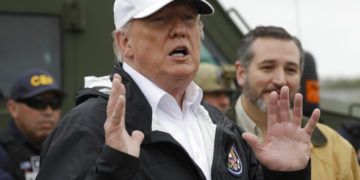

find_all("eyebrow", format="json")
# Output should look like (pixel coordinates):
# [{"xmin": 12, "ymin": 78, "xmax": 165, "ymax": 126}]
[
  {"xmin": 258, "ymin": 59, "xmax": 299, "ymax": 67},
  {"xmin": 258, "ymin": 59, "xmax": 275, "ymax": 65},
  {"xmin": 285, "ymin": 62, "xmax": 300, "ymax": 68}
]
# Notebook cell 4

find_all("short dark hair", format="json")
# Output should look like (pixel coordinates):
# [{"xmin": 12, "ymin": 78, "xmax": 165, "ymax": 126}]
[{"xmin": 237, "ymin": 26, "xmax": 304, "ymax": 72}]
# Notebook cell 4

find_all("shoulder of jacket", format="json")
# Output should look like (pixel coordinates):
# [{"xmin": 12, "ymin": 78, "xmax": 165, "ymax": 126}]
[
  {"xmin": 0, "ymin": 129, "xmax": 16, "ymax": 145},
  {"xmin": 300, "ymin": 117, "xmax": 327, "ymax": 147},
  {"xmin": 201, "ymin": 101, "xmax": 223, "ymax": 123},
  {"xmin": 316, "ymin": 123, "xmax": 353, "ymax": 148},
  {"xmin": 202, "ymin": 102, "xmax": 246, "ymax": 137},
  {"xmin": 58, "ymin": 96, "xmax": 108, "ymax": 134}
]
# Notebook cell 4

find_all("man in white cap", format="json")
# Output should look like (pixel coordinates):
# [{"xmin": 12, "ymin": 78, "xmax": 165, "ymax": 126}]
[{"xmin": 36, "ymin": 0, "xmax": 319, "ymax": 179}]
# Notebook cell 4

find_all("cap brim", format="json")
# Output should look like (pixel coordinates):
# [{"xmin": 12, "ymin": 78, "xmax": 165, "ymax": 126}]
[
  {"xmin": 193, "ymin": 0, "xmax": 214, "ymax": 15},
  {"xmin": 134, "ymin": 0, "xmax": 214, "ymax": 19}
]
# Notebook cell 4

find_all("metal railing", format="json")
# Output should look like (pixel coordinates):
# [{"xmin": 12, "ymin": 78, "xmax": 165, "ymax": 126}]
[{"xmin": 226, "ymin": 8, "xmax": 251, "ymax": 33}]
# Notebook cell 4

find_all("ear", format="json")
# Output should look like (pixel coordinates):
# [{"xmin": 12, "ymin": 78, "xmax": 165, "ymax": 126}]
[
  {"xmin": 235, "ymin": 61, "xmax": 246, "ymax": 87},
  {"xmin": 6, "ymin": 100, "xmax": 19, "ymax": 118},
  {"xmin": 116, "ymin": 31, "xmax": 133, "ymax": 60}
]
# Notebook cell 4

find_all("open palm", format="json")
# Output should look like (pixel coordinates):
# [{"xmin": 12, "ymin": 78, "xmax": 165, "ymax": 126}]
[
  {"xmin": 243, "ymin": 86, "xmax": 320, "ymax": 171},
  {"xmin": 104, "ymin": 74, "xmax": 144, "ymax": 158}
]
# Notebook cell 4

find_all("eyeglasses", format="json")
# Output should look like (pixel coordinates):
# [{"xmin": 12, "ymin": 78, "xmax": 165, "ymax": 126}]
[{"xmin": 17, "ymin": 96, "xmax": 63, "ymax": 110}]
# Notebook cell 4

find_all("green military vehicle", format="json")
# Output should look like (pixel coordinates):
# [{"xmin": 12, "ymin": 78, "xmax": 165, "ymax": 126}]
[{"xmin": 1, "ymin": 0, "xmax": 359, "ymax": 143}]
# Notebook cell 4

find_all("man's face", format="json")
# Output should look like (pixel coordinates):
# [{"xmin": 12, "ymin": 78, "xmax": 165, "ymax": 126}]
[
  {"xmin": 236, "ymin": 38, "xmax": 301, "ymax": 111},
  {"xmin": 8, "ymin": 92, "xmax": 62, "ymax": 145},
  {"xmin": 203, "ymin": 91, "xmax": 231, "ymax": 113},
  {"xmin": 119, "ymin": 1, "xmax": 202, "ymax": 91}
]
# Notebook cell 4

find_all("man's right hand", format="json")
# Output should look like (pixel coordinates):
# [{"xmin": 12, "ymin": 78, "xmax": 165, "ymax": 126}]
[
  {"xmin": 242, "ymin": 86, "xmax": 319, "ymax": 171},
  {"xmin": 104, "ymin": 74, "xmax": 144, "ymax": 157}
]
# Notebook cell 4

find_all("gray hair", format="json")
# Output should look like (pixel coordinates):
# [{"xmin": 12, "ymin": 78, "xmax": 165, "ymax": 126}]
[
  {"xmin": 237, "ymin": 26, "xmax": 304, "ymax": 73},
  {"xmin": 112, "ymin": 16, "xmax": 205, "ymax": 62},
  {"xmin": 112, "ymin": 21, "xmax": 133, "ymax": 62}
]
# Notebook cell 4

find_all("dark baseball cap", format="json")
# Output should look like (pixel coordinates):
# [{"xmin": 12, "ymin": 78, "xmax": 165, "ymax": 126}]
[{"xmin": 10, "ymin": 69, "xmax": 64, "ymax": 100}]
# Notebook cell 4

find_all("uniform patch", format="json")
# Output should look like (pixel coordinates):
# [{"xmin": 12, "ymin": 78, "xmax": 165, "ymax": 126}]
[{"xmin": 227, "ymin": 144, "xmax": 242, "ymax": 176}]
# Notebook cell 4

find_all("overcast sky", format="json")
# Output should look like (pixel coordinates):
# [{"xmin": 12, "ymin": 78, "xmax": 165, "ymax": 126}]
[{"xmin": 218, "ymin": 0, "xmax": 360, "ymax": 79}]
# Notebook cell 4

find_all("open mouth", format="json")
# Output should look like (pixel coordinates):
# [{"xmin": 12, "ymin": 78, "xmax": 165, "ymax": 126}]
[{"xmin": 169, "ymin": 46, "xmax": 189, "ymax": 57}]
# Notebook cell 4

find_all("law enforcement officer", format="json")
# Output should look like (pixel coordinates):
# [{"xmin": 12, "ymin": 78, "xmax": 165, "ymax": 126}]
[{"xmin": 0, "ymin": 69, "xmax": 65, "ymax": 180}]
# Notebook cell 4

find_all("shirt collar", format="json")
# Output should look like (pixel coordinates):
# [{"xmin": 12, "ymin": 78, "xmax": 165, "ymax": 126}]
[
  {"xmin": 184, "ymin": 81, "xmax": 203, "ymax": 110},
  {"xmin": 235, "ymin": 96, "xmax": 263, "ymax": 141},
  {"xmin": 123, "ymin": 63, "xmax": 166, "ymax": 113},
  {"xmin": 123, "ymin": 63, "xmax": 203, "ymax": 112}
]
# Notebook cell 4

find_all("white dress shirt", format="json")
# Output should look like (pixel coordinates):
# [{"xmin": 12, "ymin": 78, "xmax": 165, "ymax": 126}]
[{"xmin": 123, "ymin": 63, "xmax": 216, "ymax": 180}]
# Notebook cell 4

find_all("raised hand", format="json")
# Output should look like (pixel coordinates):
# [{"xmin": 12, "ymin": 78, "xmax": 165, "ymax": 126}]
[
  {"xmin": 242, "ymin": 86, "xmax": 320, "ymax": 171},
  {"xmin": 104, "ymin": 74, "xmax": 144, "ymax": 157}
]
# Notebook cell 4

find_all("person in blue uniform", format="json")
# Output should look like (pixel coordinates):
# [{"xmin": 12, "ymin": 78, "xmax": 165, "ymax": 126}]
[{"xmin": 0, "ymin": 69, "xmax": 64, "ymax": 180}]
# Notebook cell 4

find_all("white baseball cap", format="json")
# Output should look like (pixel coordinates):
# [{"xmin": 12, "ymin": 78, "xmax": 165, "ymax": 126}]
[{"xmin": 113, "ymin": 0, "xmax": 214, "ymax": 29}]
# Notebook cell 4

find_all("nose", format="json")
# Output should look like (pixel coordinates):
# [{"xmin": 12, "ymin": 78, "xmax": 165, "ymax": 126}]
[
  {"xmin": 42, "ymin": 105, "xmax": 56, "ymax": 115},
  {"xmin": 272, "ymin": 70, "xmax": 287, "ymax": 86},
  {"xmin": 170, "ymin": 17, "xmax": 186, "ymax": 38}
]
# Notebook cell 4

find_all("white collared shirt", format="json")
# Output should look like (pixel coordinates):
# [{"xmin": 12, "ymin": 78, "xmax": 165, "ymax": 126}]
[{"xmin": 123, "ymin": 63, "xmax": 216, "ymax": 180}]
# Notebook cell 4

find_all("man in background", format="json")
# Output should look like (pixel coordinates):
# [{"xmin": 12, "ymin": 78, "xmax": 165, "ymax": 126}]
[
  {"xmin": 228, "ymin": 26, "xmax": 360, "ymax": 180},
  {"xmin": 194, "ymin": 63, "xmax": 236, "ymax": 112},
  {"xmin": 0, "ymin": 69, "xmax": 65, "ymax": 180}
]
